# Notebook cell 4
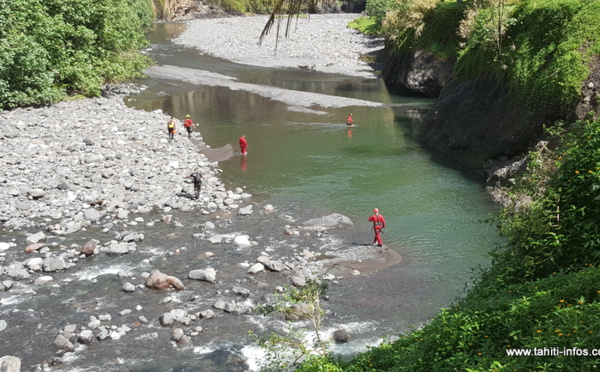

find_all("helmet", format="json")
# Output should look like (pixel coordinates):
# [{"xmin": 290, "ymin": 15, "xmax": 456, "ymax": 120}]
[{"xmin": 373, "ymin": 208, "xmax": 379, "ymax": 213}]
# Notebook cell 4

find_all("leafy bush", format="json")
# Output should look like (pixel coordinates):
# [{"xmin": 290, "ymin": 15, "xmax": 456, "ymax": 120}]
[
  {"xmin": 455, "ymin": 0, "xmax": 600, "ymax": 118},
  {"xmin": 0, "ymin": 0, "xmax": 154, "ymax": 109},
  {"xmin": 365, "ymin": 0, "xmax": 395, "ymax": 32}
]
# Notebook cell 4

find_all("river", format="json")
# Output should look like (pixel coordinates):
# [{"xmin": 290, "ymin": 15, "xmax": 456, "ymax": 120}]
[{"xmin": 122, "ymin": 21, "xmax": 503, "ymax": 369}]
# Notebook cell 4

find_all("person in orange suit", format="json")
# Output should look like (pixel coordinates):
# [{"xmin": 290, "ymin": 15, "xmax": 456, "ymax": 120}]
[
  {"xmin": 368, "ymin": 208, "xmax": 386, "ymax": 246},
  {"xmin": 239, "ymin": 135, "xmax": 248, "ymax": 155}
]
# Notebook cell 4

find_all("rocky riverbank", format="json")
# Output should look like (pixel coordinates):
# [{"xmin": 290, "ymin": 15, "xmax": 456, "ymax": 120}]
[
  {"xmin": 0, "ymin": 85, "xmax": 248, "ymax": 233},
  {"xmin": 0, "ymin": 86, "xmax": 401, "ymax": 371}
]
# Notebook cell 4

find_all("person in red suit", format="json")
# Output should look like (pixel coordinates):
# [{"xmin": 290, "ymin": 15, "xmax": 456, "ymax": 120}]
[
  {"xmin": 183, "ymin": 114, "xmax": 194, "ymax": 138},
  {"xmin": 368, "ymin": 208, "xmax": 386, "ymax": 246},
  {"xmin": 239, "ymin": 135, "xmax": 248, "ymax": 155},
  {"xmin": 347, "ymin": 113, "xmax": 353, "ymax": 127}
]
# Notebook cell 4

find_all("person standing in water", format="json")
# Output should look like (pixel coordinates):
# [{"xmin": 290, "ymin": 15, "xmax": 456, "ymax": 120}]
[
  {"xmin": 239, "ymin": 135, "xmax": 248, "ymax": 155},
  {"xmin": 368, "ymin": 208, "xmax": 386, "ymax": 247},
  {"xmin": 347, "ymin": 113, "xmax": 353, "ymax": 127}
]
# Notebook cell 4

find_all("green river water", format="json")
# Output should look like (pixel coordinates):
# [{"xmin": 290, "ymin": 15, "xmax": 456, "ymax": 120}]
[{"xmin": 127, "ymin": 22, "xmax": 504, "ymax": 353}]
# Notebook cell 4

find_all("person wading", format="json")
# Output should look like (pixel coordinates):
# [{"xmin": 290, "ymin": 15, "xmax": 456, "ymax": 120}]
[
  {"xmin": 187, "ymin": 168, "xmax": 203, "ymax": 199},
  {"xmin": 239, "ymin": 135, "xmax": 248, "ymax": 155},
  {"xmin": 347, "ymin": 113, "xmax": 353, "ymax": 127},
  {"xmin": 368, "ymin": 208, "xmax": 386, "ymax": 247},
  {"xmin": 183, "ymin": 114, "xmax": 194, "ymax": 138}
]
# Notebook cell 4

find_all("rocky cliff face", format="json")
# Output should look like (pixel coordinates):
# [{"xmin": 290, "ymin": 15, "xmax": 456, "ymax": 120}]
[
  {"xmin": 385, "ymin": 48, "xmax": 600, "ymax": 180},
  {"xmin": 418, "ymin": 67, "xmax": 600, "ymax": 179},
  {"xmin": 417, "ymin": 79, "xmax": 546, "ymax": 177},
  {"xmin": 383, "ymin": 47, "xmax": 454, "ymax": 98},
  {"xmin": 152, "ymin": 0, "xmax": 225, "ymax": 20}
]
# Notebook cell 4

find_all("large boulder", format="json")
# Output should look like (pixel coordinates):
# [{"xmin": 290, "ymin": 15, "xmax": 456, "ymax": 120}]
[{"xmin": 301, "ymin": 213, "xmax": 353, "ymax": 231}]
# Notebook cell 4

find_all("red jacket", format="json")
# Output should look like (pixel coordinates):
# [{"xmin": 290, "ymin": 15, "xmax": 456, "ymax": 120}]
[
  {"xmin": 368, "ymin": 213, "xmax": 386, "ymax": 228},
  {"xmin": 239, "ymin": 137, "xmax": 248, "ymax": 148}
]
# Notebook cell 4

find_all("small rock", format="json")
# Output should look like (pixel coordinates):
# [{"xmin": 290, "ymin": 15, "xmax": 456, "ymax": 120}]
[
  {"xmin": 198, "ymin": 309, "xmax": 215, "ymax": 319},
  {"xmin": 160, "ymin": 312, "xmax": 175, "ymax": 326},
  {"xmin": 188, "ymin": 268, "xmax": 216, "ymax": 283},
  {"xmin": 248, "ymin": 263, "xmax": 264, "ymax": 274},
  {"xmin": 264, "ymin": 260, "xmax": 285, "ymax": 272},
  {"xmin": 53, "ymin": 334, "xmax": 74, "ymax": 352},
  {"xmin": 78, "ymin": 330, "xmax": 94, "ymax": 344},
  {"xmin": 26, "ymin": 231, "xmax": 46, "ymax": 244},
  {"xmin": 291, "ymin": 276, "xmax": 306, "ymax": 287}
]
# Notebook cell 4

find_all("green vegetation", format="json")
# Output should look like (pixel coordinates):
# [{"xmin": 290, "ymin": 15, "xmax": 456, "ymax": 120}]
[
  {"xmin": 365, "ymin": 0, "xmax": 599, "ymax": 119},
  {"xmin": 456, "ymin": 0, "xmax": 600, "ymax": 118},
  {"xmin": 0, "ymin": 0, "xmax": 154, "ymax": 109},
  {"xmin": 348, "ymin": 16, "xmax": 379, "ymax": 36}
]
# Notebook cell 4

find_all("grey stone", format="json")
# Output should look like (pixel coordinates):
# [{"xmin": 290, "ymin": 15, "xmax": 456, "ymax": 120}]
[
  {"xmin": 238, "ymin": 205, "xmax": 253, "ymax": 215},
  {"xmin": 160, "ymin": 312, "xmax": 175, "ymax": 326},
  {"xmin": 188, "ymin": 268, "xmax": 216, "ymax": 283},
  {"xmin": 26, "ymin": 231, "xmax": 46, "ymax": 244},
  {"xmin": 0, "ymin": 242, "xmax": 11, "ymax": 252},
  {"xmin": 96, "ymin": 326, "xmax": 109, "ymax": 341},
  {"xmin": 301, "ymin": 213, "xmax": 354, "ymax": 231},
  {"xmin": 333, "ymin": 329, "xmax": 350, "ymax": 343},
  {"xmin": 291, "ymin": 276, "xmax": 306, "ymax": 287},
  {"xmin": 78, "ymin": 330, "xmax": 94, "ymax": 344},
  {"xmin": 5, "ymin": 263, "xmax": 30, "ymax": 280},
  {"xmin": 84, "ymin": 209, "xmax": 101, "ymax": 222},
  {"xmin": 212, "ymin": 300, "xmax": 227, "ymax": 311},
  {"xmin": 232, "ymin": 286, "xmax": 251, "ymax": 298},
  {"xmin": 122, "ymin": 282, "xmax": 136, "ymax": 293},
  {"xmin": 43, "ymin": 256, "xmax": 66, "ymax": 272},
  {"xmin": 198, "ymin": 309, "xmax": 215, "ymax": 319},
  {"xmin": 103, "ymin": 241, "xmax": 137, "ymax": 255},
  {"xmin": 170, "ymin": 309, "xmax": 188, "ymax": 321},
  {"xmin": 26, "ymin": 188, "xmax": 46, "ymax": 199},
  {"xmin": 88, "ymin": 316, "xmax": 101, "ymax": 329},
  {"xmin": 248, "ymin": 263, "xmax": 264, "ymax": 274},
  {"xmin": 264, "ymin": 260, "xmax": 285, "ymax": 272},
  {"xmin": 177, "ymin": 335, "xmax": 193, "ymax": 348},
  {"xmin": 53, "ymin": 334, "xmax": 75, "ymax": 351},
  {"xmin": 171, "ymin": 328, "xmax": 184, "ymax": 341},
  {"xmin": 0, "ymin": 319, "xmax": 7, "ymax": 331},
  {"xmin": 0, "ymin": 356, "xmax": 21, "ymax": 372}
]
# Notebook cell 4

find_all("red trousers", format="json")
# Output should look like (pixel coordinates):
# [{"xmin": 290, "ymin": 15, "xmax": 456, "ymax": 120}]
[{"xmin": 373, "ymin": 226, "xmax": 383, "ymax": 245}]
